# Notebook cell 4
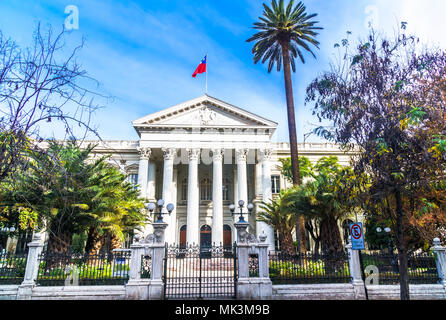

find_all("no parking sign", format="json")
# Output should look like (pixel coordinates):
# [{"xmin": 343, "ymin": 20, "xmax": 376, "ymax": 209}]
[{"xmin": 349, "ymin": 222, "xmax": 365, "ymax": 250}]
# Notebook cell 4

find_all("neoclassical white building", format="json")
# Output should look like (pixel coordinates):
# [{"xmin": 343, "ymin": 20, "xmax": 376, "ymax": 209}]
[{"xmin": 88, "ymin": 95, "xmax": 356, "ymax": 251}]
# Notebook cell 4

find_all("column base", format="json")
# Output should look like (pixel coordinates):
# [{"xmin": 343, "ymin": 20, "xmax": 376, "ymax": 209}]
[
  {"xmin": 17, "ymin": 283, "xmax": 34, "ymax": 300},
  {"xmin": 125, "ymin": 279, "xmax": 151, "ymax": 300},
  {"xmin": 237, "ymin": 277, "xmax": 272, "ymax": 300},
  {"xmin": 352, "ymin": 280, "xmax": 367, "ymax": 300},
  {"xmin": 148, "ymin": 279, "xmax": 164, "ymax": 300}
]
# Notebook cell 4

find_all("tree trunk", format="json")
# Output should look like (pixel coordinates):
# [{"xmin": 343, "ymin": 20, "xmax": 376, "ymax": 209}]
[
  {"xmin": 395, "ymin": 189, "xmax": 410, "ymax": 300},
  {"xmin": 280, "ymin": 230, "xmax": 296, "ymax": 256},
  {"xmin": 108, "ymin": 233, "xmax": 122, "ymax": 256},
  {"xmin": 320, "ymin": 216, "xmax": 344, "ymax": 274},
  {"xmin": 85, "ymin": 228, "xmax": 102, "ymax": 256},
  {"xmin": 47, "ymin": 229, "xmax": 72, "ymax": 254},
  {"xmin": 281, "ymin": 41, "xmax": 305, "ymax": 253}
]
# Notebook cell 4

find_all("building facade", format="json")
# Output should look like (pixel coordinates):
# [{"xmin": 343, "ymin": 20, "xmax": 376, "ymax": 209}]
[{"xmin": 87, "ymin": 95, "xmax": 357, "ymax": 251}]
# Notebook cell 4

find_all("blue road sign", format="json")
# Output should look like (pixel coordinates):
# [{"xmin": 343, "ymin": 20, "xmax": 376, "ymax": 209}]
[{"xmin": 350, "ymin": 222, "xmax": 365, "ymax": 250}]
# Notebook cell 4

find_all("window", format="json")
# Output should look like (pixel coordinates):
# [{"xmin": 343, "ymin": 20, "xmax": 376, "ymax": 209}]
[
  {"xmin": 271, "ymin": 175, "xmax": 281, "ymax": 194},
  {"xmin": 200, "ymin": 177, "xmax": 212, "ymax": 200},
  {"xmin": 181, "ymin": 178, "xmax": 188, "ymax": 201},
  {"xmin": 128, "ymin": 174, "xmax": 138, "ymax": 189}
]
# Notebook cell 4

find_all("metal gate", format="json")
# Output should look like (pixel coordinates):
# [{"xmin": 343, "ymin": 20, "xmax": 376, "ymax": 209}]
[{"xmin": 163, "ymin": 243, "xmax": 237, "ymax": 299}]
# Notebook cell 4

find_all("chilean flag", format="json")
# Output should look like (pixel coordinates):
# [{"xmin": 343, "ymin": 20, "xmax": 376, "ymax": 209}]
[{"xmin": 192, "ymin": 55, "xmax": 207, "ymax": 78}]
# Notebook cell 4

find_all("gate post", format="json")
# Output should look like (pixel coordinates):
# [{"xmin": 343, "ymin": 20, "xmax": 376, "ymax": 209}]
[
  {"xmin": 148, "ymin": 221, "xmax": 168, "ymax": 300},
  {"xmin": 432, "ymin": 238, "xmax": 446, "ymax": 287},
  {"xmin": 235, "ymin": 223, "xmax": 272, "ymax": 300},
  {"xmin": 125, "ymin": 235, "xmax": 149, "ymax": 300},
  {"xmin": 346, "ymin": 237, "xmax": 366, "ymax": 300},
  {"xmin": 17, "ymin": 233, "xmax": 44, "ymax": 300}
]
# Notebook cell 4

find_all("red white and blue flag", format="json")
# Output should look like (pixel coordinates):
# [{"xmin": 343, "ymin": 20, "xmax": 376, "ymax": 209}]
[{"xmin": 192, "ymin": 55, "xmax": 207, "ymax": 78}]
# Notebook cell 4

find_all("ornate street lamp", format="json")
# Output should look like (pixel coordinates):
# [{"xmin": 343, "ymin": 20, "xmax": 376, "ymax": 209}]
[
  {"xmin": 377, "ymin": 226, "xmax": 398, "ymax": 272},
  {"xmin": 229, "ymin": 200, "xmax": 254, "ymax": 223},
  {"xmin": 146, "ymin": 199, "xmax": 175, "ymax": 223}
]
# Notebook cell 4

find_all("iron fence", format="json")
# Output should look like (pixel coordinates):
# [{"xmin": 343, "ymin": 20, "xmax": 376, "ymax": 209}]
[
  {"xmin": 163, "ymin": 243, "xmax": 237, "ymax": 299},
  {"xmin": 269, "ymin": 251, "xmax": 351, "ymax": 284},
  {"xmin": 361, "ymin": 252, "xmax": 439, "ymax": 284},
  {"xmin": 249, "ymin": 253, "xmax": 259, "ymax": 277},
  {"xmin": 36, "ymin": 250, "xmax": 131, "ymax": 286},
  {"xmin": 0, "ymin": 252, "xmax": 27, "ymax": 285},
  {"xmin": 141, "ymin": 254, "xmax": 151, "ymax": 279}
]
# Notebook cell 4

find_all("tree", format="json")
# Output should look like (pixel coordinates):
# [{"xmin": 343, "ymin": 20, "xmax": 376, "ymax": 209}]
[
  {"xmin": 247, "ymin": 0, "xmax": 322, "ymax": 253},
  {"xmin": 306, "ymin": 26, "xmax": 446, "ymax": 300},
  {"xmin": 0, "ymin": 24, "xmax": 103, "ymax": 184},
  {"xmin": 1, "ymin": 140, "xmax": 147, "ymax": 254},
  {"xmin": 290, "ymin": 157, "xmax": 361, "ymax": 254},
  {"xmin": 84, "ymin": 162, "xmax": 146, "ymax": 255},
  {"xmin": 258, "ymin": 189, "xmax": 297, "ymax": 255}
]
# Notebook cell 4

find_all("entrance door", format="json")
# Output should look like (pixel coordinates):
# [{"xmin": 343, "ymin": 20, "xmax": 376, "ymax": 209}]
[
  {"xmin": 180, "ymin": 225, "xmax": 187, "ymax": 248},
  {"xmin": 223, "ymin": 225, "xmax": 232, "ymax": 257},
  {"xmin": 200, "ymin": 225, "xmax": 212, "ymax": 246},
  {"xmin": 223, "ymin": 225, "xmax": 232, "ymax": 247}
]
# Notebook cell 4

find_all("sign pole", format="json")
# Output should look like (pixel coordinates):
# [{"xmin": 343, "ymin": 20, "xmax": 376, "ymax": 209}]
[{"xmin": 350, "ymin": 221, "xmax": 369, "ymax": 300}]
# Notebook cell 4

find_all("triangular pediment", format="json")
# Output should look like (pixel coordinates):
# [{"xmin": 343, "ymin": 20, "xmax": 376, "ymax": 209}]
[{"xmin": 132, "ymin": 95, "xmax": 278, "ymax": 128}]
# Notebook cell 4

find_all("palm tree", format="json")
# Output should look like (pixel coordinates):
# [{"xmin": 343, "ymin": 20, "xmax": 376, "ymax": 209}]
[
  {"xmin": 247, "ymin": 0, "xmax": 322, "ymax": 252},
  {"xmin": 85, "ymin": 161, "xmax": 146, "ymax": 256},
  {"xmin": 258, "ymin": 189, "xmax": 297, "ymax": 255}
]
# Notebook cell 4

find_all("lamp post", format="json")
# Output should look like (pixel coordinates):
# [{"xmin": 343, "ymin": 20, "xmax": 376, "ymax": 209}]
[
  {"xmin": 145, "ymin": 199, "xmax": 174, "ymax": 223},
  {"xmin": 229, "ymin": 200, "xmax": 254, "ymax": 223},
  {"xmin": 376, "ymin": 226, "xmax": 398, "ymax": 272}
]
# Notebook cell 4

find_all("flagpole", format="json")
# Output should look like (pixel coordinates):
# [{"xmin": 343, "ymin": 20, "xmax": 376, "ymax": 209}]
[{"xmin": 205, "ymin": 53, "xmax": 208, "ymax": 94}]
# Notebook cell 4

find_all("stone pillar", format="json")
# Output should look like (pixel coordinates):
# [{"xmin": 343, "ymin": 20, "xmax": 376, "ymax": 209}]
[
  {"xmin": 212, "ymin": 148, "xmax": 224, "ymax": 245},
  {"xmin": 186, "ymin": 148, "xmax": 200, "ymax": 245},
  {"xmin": 258, "ymin": 149, "xmax": 275, "ymax": 252},
  {"xmin": 147, "ymin": 161, "xmax": 156, "ymax": 201},
  {"xmin": 235, "ymin": 224, "xmax": 272, "ymax": 300},
  {"xmin": 137, "ymin": 147, "xmax": 151, "ymax": 199},
  {"xmin": 235, "ymin": 149, "xmax": 249, "ymax": 224},
  {"xmin": 125, "ymin": 235, "xmax": 149, "ymax": 300},
  {"xmin": 235, "ymin": 221, "xmax": 250, "ymax": 278},
  {"xmin": 17, "ymin": 233, "xmax": 44, "ymax": 300},
  {"xmin": 148, "ymin": 222, "xmax": 168, "ymax": 300},
  {"xmin": 346, "ymin": 238, "xmax": 366, "ymax": 300},
  {"xmin": 432, "ymin": 238, "xmax": 446, "ymax": 286},
  {"xmin": 162, "ymin": 148, "xmax": 176, "ymax": 243}
]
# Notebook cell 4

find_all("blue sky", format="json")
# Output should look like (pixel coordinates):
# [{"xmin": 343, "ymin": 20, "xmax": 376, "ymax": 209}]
[{"xmin": 0, "ymin": 0, "xmax": 445, "ymax": 142}]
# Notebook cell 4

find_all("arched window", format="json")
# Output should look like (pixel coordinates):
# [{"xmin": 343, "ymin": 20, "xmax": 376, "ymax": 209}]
[
  {"xmin": 200, "ymin": 177, "xmax": 212, "ymax": 200},
  {"xmin": 181, "ymin": 178, "xmax": 188, "ymax": 201}
]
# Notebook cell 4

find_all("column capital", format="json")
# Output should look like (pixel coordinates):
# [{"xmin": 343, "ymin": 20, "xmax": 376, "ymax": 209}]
[
  {"xmin": 187, "ymin": 148, "xmax": 201, "ymax": 161},
  {"xmin": 259, "ymin": 149, "xmax": 273, "ymax": 162},
  {"xmin": 212, "ymin": 148, "xmax": 224, "ymax": 162},
  {"xmin": 235, "ymin": 148, "xmax": 249, "ymax": 163},
  {"xmin": 137, "ymin": 147, "xmax": 152, "ymax": 160},
  {"xmin": 162, "ymin": 148, "xmax": 177, "ymax": 161}
]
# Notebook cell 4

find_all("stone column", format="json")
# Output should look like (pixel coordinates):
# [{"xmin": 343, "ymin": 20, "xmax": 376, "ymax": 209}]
[
  {"xmin": 432, "ymin": 238, "xmax": 446, "ymax": 286},
  {"xmin": 258, "ymin": 149, "xmax": 275, "ymax": 252},
  {"xmin": 212, "ymin": 148, "xmax": 224, "ymax": 244},
  {"xmin": 147, "ymin": 161, "xmax": 156, "ymax": 201},
  {"xmin": 162, "ymin": 148, "xmax": 176, "ymax": 243},
  {"xmin": 236, "ymin": 149, "xmax": 249, "ymax": 224},
  {"xmin": 186, "ymin": 148, "xmax": 200, "ymax": 245},
  {"xmin": 257, "ymin": 232, "xmax": 273, "ymax": 299},
  {"xmin": 148, "ymin": 222, "xmax": 168, "ymax": 300},
  {"xmin": 346, "ymin": 238, "xmax": 367, "ymax": 300},
  {"xmin": 17, "ymin": 233, "xmax": 44, "ymax": 300},
  {"xmin": 125, "ymin": 235, "xmax": 148, "ymax": 300},
  {"xmin": 137, "ymin": 147, "xmax": 151, "ymax": 199}
]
